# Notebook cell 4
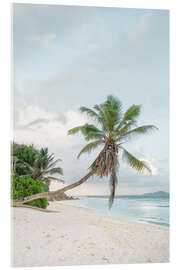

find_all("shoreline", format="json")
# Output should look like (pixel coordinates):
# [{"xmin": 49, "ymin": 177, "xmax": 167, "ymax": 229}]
[
  {"xmin": 11, "ymin": 202, "xmax": 169, "ymax": 267},
  {"xmin": 59, "ymin": 199, "xmax": 169, "ymax": 228}
]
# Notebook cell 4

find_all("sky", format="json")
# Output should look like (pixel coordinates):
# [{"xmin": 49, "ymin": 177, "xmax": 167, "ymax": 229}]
[{"xmin": 13, "ymin": 3, "xmax": 169, "ymax": 195}]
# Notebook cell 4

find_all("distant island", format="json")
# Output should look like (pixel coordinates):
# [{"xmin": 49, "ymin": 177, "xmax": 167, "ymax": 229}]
[
  {"xmin": 135, "ymin": 191, "xmax": 169, "ymax": 198},
  {"xmin": 83, "ymin": 191, "xmax": 169, "ymax": 199}
]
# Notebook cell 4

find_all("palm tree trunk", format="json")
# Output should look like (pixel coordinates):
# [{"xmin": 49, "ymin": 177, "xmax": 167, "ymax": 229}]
[{"xmin": 12, "ymin": 170, "xmax": 95, "ymax": 207}]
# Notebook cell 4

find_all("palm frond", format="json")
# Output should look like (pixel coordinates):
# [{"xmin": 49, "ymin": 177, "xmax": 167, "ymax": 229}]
[
  {"xmin": 43, "ymin": 176, "xmax": 65, "ymax": 183},
  {"xmin": 45, "ymin": 153, "xmax": 54, "ymax": 164},
  {"xmin": 68, "ymin": 124, "xmax": 105, "ymax": 141},
  {"xmin": 116, "ymin": 105, "xmax": 141, "ymax": 131},
  {"xmin": 81, "ymin": 124, "xmax": 105, "ymax": 140},
  {"xmin": 45, "ymin": 167, "xmax": 63, "ymax": 175},
  {"xmin": 102, "ymin": 95, "xmax": 123, "ymax": 131},
  {"xmin": 79, "ymin": 106, "xmax": 103, "ymax": 124},
  {"xmin": 105, "ymin": 95, "xmax": 122, "ymax": 113},
  {"xmin": 98, "ymin": 102, "xmax": 121, "ymax": 132},
  {"xmin": 77, "ymin": 139, "xmax": 105, "ymax": 159},
  {"xmin": 120, "ymin": 147, "xmax": 152, "ymax": 174},
  {"xmin": 68, "ymin": 125, "xmax": 84, "ymax": 135},
  {"xmin": 46, "ymin": 159, "xmax": 62, "ymax": 170},
  {"xmin": 93, "ymin": 104, "xmax": 108, "ymax": 132},
  {"xmin": 115, "ymin": 120, "xmax": 137, "ymax": 138},
  {"xmin": 19, "ymin": 160, "xmax": 35, "ymax": 173},
  {"xmin": 102, "ymin": 107, "xmax": 113, "ymax": 132},
  {"xmin": 123, "ymin": 104, "xmax": 142, "ymax": 121},
  {"xmin": 39, "ymin": 147, "xmax": 48, "ymax": 156},
  {"xmin": 119, "ymin": 125, "xmax": 158, "ymax": 141}
]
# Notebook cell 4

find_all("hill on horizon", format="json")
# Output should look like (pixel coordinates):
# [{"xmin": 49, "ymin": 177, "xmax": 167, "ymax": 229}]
[{"xmin": 82, "ymin": 191, "xmax": 169, "ymax": 198}]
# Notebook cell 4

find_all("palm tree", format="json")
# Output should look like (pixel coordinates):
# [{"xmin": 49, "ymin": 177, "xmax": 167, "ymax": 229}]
[
  {"xmin": 68, "ymin": 95, "xmax": 157, "ymax": 208},
  {"xmin": 12, "ymin": 96, "xmax": 157, "ymax": 209},
  {"xmin": 24, "ymin": 147, "xmax": 64, "ymax": 186},
  {"xmin": 13, "ymin": 145, "xmax": 64, "ymax": 186},
  {"xmin": 36, "ymin": 148, "xmax": 64, "ymax": 185}
]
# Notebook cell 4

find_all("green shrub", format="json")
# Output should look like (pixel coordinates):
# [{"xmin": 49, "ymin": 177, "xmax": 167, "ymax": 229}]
[
  {"xmin": 12, "ymin": 143, "xmax": 39, "ymax": 176},
  {"xmin": 11, "ymin": 173, "xmax": 49, "ymax": 209},
  {"xmin": 40, "ymin": 182, "xmax": 50, "ymax": 192}
]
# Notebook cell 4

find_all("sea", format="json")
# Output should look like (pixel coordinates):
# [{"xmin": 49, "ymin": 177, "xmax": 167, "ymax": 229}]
[{"xmin": 60, "ymin": 194, "xmax": 169, "ymax": 227}]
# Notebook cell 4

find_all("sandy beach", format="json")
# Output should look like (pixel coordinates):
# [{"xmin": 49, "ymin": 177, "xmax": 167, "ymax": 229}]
[{"xmin": 11, "ymin": 202, "xmax": 169, "ymax": 267}]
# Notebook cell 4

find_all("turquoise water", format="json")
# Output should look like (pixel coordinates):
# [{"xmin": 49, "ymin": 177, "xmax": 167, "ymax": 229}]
[{"xmin": 60, "ymin": 196, "xmax": 169, "ymax": 227}]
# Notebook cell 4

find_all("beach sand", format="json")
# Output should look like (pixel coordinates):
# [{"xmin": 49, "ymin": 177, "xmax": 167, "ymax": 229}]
[{"xmin": 11, "ymin": 202, "xmax": 169, "ymax": 267}]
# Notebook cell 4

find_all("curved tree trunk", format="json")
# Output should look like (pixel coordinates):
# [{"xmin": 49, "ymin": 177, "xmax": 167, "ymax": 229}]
[{"xmin": 12, "ymin": 170, "xmax": 95, "ymax": 207}]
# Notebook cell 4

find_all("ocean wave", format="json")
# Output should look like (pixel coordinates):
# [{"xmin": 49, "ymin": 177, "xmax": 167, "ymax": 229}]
[
  {"xmin": 139, "ymin": 219, "xmax": 169, "ymax": 227},
  {"xmin": 146, "ymin": 220, "xmax": 169, "ymax": 227}
]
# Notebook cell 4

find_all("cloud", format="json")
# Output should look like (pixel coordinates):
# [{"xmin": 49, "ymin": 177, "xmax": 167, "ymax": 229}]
[
  {"xmin": 119, "ymin": 144, "xmax": 159, "ymax": 176},
  {"xmin": 26, "ymin": 118, "xmax": 50, "ymax": 127},
  {"xmin": 14, "ymin": 104, "xmax": 87, "ymax": 149},
  {"xmin": 17, "ymin": 105, "xmax": 56, "ymax": 126},
  {"xmin": 13, "ymin": 104, "xmax": 103, "ymax": 184},
  {"xmin": 28, "ymin": 32, "xmax": 57, "ymax": 47},
  {"xmin": 134, "ymin": 145, "xmax": 158, "ymax": 175}
]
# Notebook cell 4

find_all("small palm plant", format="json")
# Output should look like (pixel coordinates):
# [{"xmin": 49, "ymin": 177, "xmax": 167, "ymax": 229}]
[
  {"xmin": 29, "ymin": 147, "xmax": 64, "ymax": 186},
  {"xmin": 68, "ymin": 95, "xmax": 157, "ymax": 208},
  {"xmin": 14, "ymin": 146, "xmax": 64, "ymax": 186}
]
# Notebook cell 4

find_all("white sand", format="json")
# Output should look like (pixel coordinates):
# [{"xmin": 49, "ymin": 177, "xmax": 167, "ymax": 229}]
[{"xmin": 11, "ymin": 202, "xmax": 169, "ymax": 267}]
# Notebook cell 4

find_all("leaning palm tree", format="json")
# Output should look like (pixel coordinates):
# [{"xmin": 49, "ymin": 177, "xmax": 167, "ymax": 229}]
[
  {"xmin": 12, "ymin": 96, "xmax": 157, "ymax": 210},
  {"xmin": 68, "ymin": 95, "xmax": 157, "ymax": 208}
]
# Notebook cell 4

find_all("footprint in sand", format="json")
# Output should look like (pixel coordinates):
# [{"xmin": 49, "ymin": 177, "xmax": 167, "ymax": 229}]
[{"xmin": 102, "ymin": 256, "xmax": 110, "ymax": 263}]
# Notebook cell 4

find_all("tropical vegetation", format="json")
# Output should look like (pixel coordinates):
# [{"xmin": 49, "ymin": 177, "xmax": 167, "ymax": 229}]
[
  {"xmin": 12, "ymin": 173, "xmax": 49, "ymax": 209},
  {"xmin": 12, "ymin": 143, "xmax": 64, "ymax": 209}
]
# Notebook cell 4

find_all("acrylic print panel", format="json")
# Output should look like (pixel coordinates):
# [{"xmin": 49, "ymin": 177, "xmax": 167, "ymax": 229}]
[{"xmin": 12, "ymin": 3, "xmax": 169, "ymax": 267}]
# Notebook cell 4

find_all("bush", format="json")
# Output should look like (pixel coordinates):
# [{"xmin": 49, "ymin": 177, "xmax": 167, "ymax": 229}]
[
  {"xmin": 12, "ymin": 143, "xmax": 39, "ymax": 176},
  {"xmin": 11, "ymin": 173, "xmax": 49, "ymax": 209}
]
